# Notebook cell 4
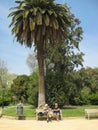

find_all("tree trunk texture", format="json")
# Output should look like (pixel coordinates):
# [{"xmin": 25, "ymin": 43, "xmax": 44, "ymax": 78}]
[{"xmin": 37, "ymin": 42, "xmax": 45, "ymax": 108}]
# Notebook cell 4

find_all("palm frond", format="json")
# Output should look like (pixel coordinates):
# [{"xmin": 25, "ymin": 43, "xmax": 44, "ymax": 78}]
[{"xmin": 29, "ymin": 18, "xmax": 35, "ymax": 31}]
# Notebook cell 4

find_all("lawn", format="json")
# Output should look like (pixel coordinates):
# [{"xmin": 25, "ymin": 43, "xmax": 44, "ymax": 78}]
[
  {"xmin": 1, "ymin": 105, "xmax": 98, "ymax": 118},
  {"xmin": 1, "ymin": 105, "xmax": 35, "ymax": 117}
]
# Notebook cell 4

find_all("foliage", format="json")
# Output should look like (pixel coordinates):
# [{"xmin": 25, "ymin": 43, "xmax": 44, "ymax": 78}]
[
  {"xmin": 45, "ymin": 71, "xmax": 65, "ymax": 108},
  {"xmin": 0, "ymin": 58, "xmax": 8, "ymax": 75},
  {"xmin": 70, "ymin": 68, "xmax": 98, "ymax": 105},
  {"xmin": 11, "ymin": 75, "xmax": 30, "ymax": 103},
  {"xmin": 10, "ymin": 70, "xmax": 38, "ymax": 107},
  {"xmin": 27, "ymin": 70, "xmax": 38, "ymax": 107},
  {"xmin": 8, "ymin": 0, "xmax": 83, "ymax": 107},
  {"xmin": 8, "ymin": 0, "xmax": 75, "ymax": 46},
  {"xmin": 8, "ymin": 0, "xmax": 98, "ymax": 108},
  {"xmin": 0, "ymin": 59, "xmax": 12, "ymax": 107},
  {"xmin": 45, "ymin": 54, "xmax": 84, "ymax": 107},
  {"xmin": 44, "ymin": 28, "xmax": 83, "ymax": 106},
  {"xmin": 0, "ymin": 59, "xmax": 8, "ymax": 89},
  {"xmin": 89, "ymin": 94, "xmax": 98, "ymax": 105},
  {"xmin": 26, "ymin": 51, "xmax": 38, "ymax": 73},
  {"xmin": 0, "ymin": 88, "xmax": 12, "ymax": 106},
  {"xmin": 45, "ymin": 67, "xmax": 98, "ymax": 106},
  {"xmin": 7, "ymin": 67, "xmax": 98, "ymax": 107}
]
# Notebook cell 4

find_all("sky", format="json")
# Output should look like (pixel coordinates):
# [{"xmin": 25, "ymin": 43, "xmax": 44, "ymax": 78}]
[{"xmin": 0, "ymin": 0, "xmax": 98, "ymax": 75}]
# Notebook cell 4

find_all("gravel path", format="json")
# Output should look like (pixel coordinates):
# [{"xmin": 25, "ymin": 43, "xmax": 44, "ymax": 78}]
[{"xmin": 0, "ymin": 117, "xmax": 98, "ymax": 130}]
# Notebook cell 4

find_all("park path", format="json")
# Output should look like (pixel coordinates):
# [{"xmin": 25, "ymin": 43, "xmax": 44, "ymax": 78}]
[{"xmin": 0, "ymin": 117, "xmax": 98, "ymax": 130}]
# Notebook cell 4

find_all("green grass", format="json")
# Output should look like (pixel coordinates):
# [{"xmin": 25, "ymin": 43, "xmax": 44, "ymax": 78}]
[
  {"xmin": 62, "ymin": 105, "xmax": 98, "ymax": 117},
  {"xmin": 1, "ymin": 105, "xmax": 98, "ymax": 118},
  {"xmin": 2, "ymin": 105, "xmax": 36, "ymax": 117}
]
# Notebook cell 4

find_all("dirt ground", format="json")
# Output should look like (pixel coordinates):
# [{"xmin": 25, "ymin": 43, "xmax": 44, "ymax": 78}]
[{"xmin": 0, "ymin": 117, "xmax": 98, "ymax": 130}]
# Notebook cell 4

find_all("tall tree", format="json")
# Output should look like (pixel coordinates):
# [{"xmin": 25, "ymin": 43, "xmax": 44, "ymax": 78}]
[
  {"xmin": 11, "ymin": 75, "xmax": 30, "ymax": 103},
  {"xmin": 8, "ymin": 0, "xmax": 83, "ymax": 107},
  {"xmin": 26, "ymin": 51, "xmax": 38, "ymax": 73},
  {"xmin": 0, "ymin": 58, "xmax": 8, "ymax": 88}
]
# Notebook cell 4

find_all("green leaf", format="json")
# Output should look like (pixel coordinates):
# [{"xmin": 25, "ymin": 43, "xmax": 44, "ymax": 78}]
[
  {"xmin": 23, "ymin": 10, "xmax": 29, "ymax": 18},
  {"xmin": 44, "ymin": 14, "xmax": 49, "ymax": 26},
  {"xmin": 19, "ymin": 2, "xmax": 26, "ymax": 8},
  {"xmin": 36, "ymin": 12, "xmax": 42, "ymax": 25},
  {"xmin": 39, "ymin": 8, "xmax": 45, "ymax": 14},
  {"xmin": 29, "ymin": 18, "xmax": 35, "ymax": 31},
  {"xmin": 48, "ymin": 10, "xmax": 53, "ymax": 15},
  {"xmin": 33, "ymin": 7, "xmax": 38, "ymax": 16},
  {"xmin": 53, "ymin": 19, "xmax": 59, "ymax": 29}
]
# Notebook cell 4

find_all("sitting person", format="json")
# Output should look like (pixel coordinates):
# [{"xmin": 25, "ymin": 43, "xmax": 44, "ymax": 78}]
[
  {"xmin": 43, "ymin": 104, "xmax": 52, "ymax": 122},
  {"xmin": 53, "ymin": 103, "xmax": 60, "ymax": 121}
]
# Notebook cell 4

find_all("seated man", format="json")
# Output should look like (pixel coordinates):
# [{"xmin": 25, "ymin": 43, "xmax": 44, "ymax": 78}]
[
  {"xmin": 53, "ymin": 103, "xmax": 60, "ymax": 121},
  {"xmin": 43, "ymin": 104, "xmax": 52, "ymax": 122}
]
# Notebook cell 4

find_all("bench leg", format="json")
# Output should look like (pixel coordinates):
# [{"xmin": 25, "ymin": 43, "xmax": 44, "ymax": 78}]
[
  {"xmin": 36, "ymin": 113, "xmax": 39, "ymax": 120},
  {"xmin": 88, "ymin": 113, "xmax": 90, "ymax": 120}
]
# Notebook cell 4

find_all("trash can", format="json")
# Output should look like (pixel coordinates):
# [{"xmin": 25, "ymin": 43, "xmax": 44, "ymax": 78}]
[{"xmin": 17, "ymin": 105, "xmax": 23, "ymax": 115}]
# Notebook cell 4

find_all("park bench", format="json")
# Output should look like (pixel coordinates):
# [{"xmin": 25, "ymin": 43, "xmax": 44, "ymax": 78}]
[
  {"xmin": 36, "ymin": 109, "xmax": 52, "ymax": 120},
  {"xmin": 36, "ymin": 109, "xmax": 62, "ymax": 120},
  {"xmin": 85, "ymin": 109, "xmax": 98, "ymax": 119}
]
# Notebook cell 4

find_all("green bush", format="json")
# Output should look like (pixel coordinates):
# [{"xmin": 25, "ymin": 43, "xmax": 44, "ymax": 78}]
[
  {"xmin": 89, "ymin": 94, "xmax": 98, "ymax": 105},
  {"xmin": 0, "ymin": 96, "xmax": 11, "ymax": 106}
]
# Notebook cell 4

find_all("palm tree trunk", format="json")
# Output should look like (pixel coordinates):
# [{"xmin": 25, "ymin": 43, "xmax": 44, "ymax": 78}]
[{"xmin": 37, "ymin": 42, "xmax": 45, "ymax": 108}]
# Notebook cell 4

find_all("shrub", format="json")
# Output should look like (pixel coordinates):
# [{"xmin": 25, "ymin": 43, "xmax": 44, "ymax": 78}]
[{"xmin": 89, "ymin": 94, "xmax": 98, "ymax": 105}]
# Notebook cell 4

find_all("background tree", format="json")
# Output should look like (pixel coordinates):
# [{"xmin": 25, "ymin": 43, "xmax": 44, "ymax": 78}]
[
  {"xmin": 26, "ymin": 38, "xmax": 84, "ymax": 107},
  {"xmin": 82, "ymin": 67, "xmax": 98, "ymax": 105},
  {"xmin": 0, "ymin": 59, "xmax": 9, "ymax": 107},
  {"xmin": 27, "ymin": 70, "xmax": 38, "ymax": 107},
  {"xmin": 11, "ymin": 75, "xmax": 30, "ymax": 103},
  {"xmin": 68, "ymin": 68, "xmax": 98, "ymax": 105},
  {"xmin": 44, "ymin": 24, "xmax": 83, "ymax": 106},
  {"xmin": 11, "ymin": 71, "xmax": 38, "ymax": 107},
  {"xmin": 26, "ymin": 51, "xmax": 38, "ymax": 73},
  {"xmin": 8, "ymin": 0, "xmax": 83, "ymax": 107},
  {"xmin": 0, "ymin": 58, "xmax": 8, "ymax": 86}
]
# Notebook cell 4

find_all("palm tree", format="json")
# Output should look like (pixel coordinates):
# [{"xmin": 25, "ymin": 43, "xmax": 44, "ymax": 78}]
[{"xmin": 8, "ymin": 0, "xmax": 79, "ymax": 108}]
